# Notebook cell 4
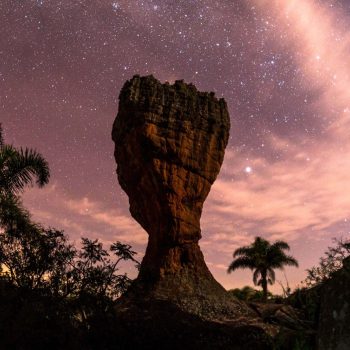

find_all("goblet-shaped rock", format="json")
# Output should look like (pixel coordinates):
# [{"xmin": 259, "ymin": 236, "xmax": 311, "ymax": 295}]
[{"xmin": 113, "ymin": 75, "xmax": 236, "ymax": 311}]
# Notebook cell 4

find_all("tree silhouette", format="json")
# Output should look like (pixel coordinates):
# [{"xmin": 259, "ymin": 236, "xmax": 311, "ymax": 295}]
[
  {"xmin": 0, "ymin": 124, "xmax": 140, "ymax": 348},
  {"xmin": 0, "ymin": 226, "xmax": 140, "ymax": 349},
  {"xmin": 0, "ymin": 124, "xmax": 50, "ymax": 237},
  {"xmin": 0, "ymin": 124, "xmax": 50, "ymax": 195},
  {"xmin": 303, "ymin": 237, "xmax": 350, "ymax": 287},
  {"xmin": 0, "ymin": 192, "xmax": 35, "ymax": 234},
  {"xmin": 0, "ymin": 227, "xmax": 139, "ymax": 299},
  {"xmin": 228, "ymin": 285, "xmax": 272, "ymax": 302},
  {"xmin": 228, "ymin": 236, "xmax": 298, "ymax": 301}
]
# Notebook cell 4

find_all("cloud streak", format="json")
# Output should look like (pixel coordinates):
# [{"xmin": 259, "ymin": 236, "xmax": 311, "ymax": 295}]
[
  {"xmin": 23, "ymin": 185, "xmax": 147, "ymax": 247},
  {"xmin": 198, "ymin": 1, "xmax": 350, "ymax": 292}
]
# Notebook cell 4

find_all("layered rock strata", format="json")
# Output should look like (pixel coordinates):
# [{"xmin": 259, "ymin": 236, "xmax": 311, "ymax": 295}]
[{"xmin": 112, "ymin": 75, "xmax": 250, "ymax": 318}]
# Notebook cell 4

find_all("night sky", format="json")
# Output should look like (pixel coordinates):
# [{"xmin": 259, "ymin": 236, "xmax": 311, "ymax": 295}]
[{"xmin": 1, "ymin": 0, "xmax": 350, "ymax": 292}]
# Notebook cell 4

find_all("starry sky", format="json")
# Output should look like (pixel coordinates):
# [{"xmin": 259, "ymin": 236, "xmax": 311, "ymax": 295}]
[{"xmin": 1, "ymin": 0, "xmax": 350, "ymax": 293}]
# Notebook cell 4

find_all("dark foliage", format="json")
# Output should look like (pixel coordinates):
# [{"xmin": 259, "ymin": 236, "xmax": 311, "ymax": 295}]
[
  {"xmin": 228, "ymin": 285, "xmax": 273, "ymax": 302},
  {"xmin": 0, "ymin": 124, "xmax": 141, "ymax": 348},
  {"xmin": 0, "ymin": 197, "xmax": 139, "ymax": 349},
  {"xmin": 228, "ymin": 236, "xmax": 298, "ymax": 301},
  {"xmin": 303, "ymin": 237, "xmax": 350, "ymax": 287},
  {"xmin": 0, "ymin": 225, "xmax": 139, "ymax": 349},
  {"xmin": 287, "ymin": 286, "xmax": 322, "ymax": 326},
  {"xmin": 0, "ymin": 124, "xmax": 50, "ymax": 196}
]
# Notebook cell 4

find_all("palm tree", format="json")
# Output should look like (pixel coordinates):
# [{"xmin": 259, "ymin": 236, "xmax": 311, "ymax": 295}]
[
  {"xmin": 227, "ymin": 236, "xmax": 298, "ymax": 301},
  {"xmin": 0, "ymin": 124, "xmax": 50, "ymax": 195},
  {"xmin": 0, "ymin": 192, "xmax": 37, "ymax": 234},
  {"xmin": 0, "ymin": 124, "xmax": 50, "ymax": 234}
]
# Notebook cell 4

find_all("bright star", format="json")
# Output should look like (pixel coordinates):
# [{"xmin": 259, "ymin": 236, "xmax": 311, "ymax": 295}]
[
  {"xmin": 112, "ymin": 2, "xmax": 120, "ymax": 11},
  {"xmin": 245, "ymin": 166, "xmax": 252, "ymax": 173}
]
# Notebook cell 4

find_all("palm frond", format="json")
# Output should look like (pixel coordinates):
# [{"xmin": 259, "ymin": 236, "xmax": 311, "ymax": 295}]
[
  {"xmin": 271, "ymin": 240, "xmax": 290, "ymax": 252},
  {"xmin": 0, "ymin": 144, "xmax": 18, "ymax": 169},
  {"xmin": 227, "ymin": 256, "xmax": 255, "ymax": 273},
  {"xmin": 282, "ymin": 255, "xmax": 299, "ymax": 267},
  {"xmin": 233, "ymin": 245, "xmax": 253, "ymax": 258},
  {"xmin": 267, "ymin": 268, "xmax": 275, "ymax": 283},
  {"xmin": 0, "ymin": 193, "xmax": 35, "ymax": 234},
  {"xmin": 4, "ymin": 147, "xmax": 50, "ymax": 193},
  {"xmin": 253, "ymin": 268, "xmax": 262, "ymax": 285},
  {"xmin": 254, "ymin": 236, "xmax": 270, "ymax": 248}
]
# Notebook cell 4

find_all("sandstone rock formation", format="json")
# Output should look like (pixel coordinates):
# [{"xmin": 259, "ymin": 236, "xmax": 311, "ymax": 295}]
[
  {"xmin": 111, "ymin": 75, "xmax": 312, "ymax": 349},
  {"xmin": 112, "ymin": 75, "xmax": 252, "ymax": 319},
  {"xmin": 113, "ymin": 75, "xmax": 228, "ymax": 276}
]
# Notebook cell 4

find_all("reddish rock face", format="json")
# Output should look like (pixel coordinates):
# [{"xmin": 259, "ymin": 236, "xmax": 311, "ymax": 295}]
[
  {"xmin": 111, "ymin": 79, "xmax": 306, "ymax": 343},
  {"xmin": 112, "ymin": 75, "xmax": 231, "ymax": 302}
]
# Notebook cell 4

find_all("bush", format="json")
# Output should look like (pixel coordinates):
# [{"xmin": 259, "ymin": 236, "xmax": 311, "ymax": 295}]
[
  {"xmin": 228, "ymin": 285, "xmax": 273, "ymax": 302},
  {"xmin": 0, "ymin": 222, "xmax": 140, "ymax": 349},
  {"xmin": 303, "ymin": 237, "xmax": 350, "ymax": 287}
]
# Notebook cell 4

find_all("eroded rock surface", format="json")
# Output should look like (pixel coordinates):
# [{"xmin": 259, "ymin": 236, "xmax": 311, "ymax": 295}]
[
  {"xmin": 113, "ymin": 75, "xmax": 228, "ymax": 275},
  {"xmin": 111, "ymin": 75, "xmax": 312, "ymax": 349},
  {"xmin": 112, "ymin": 75, "xmax": 255, "ymax": 319}
]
